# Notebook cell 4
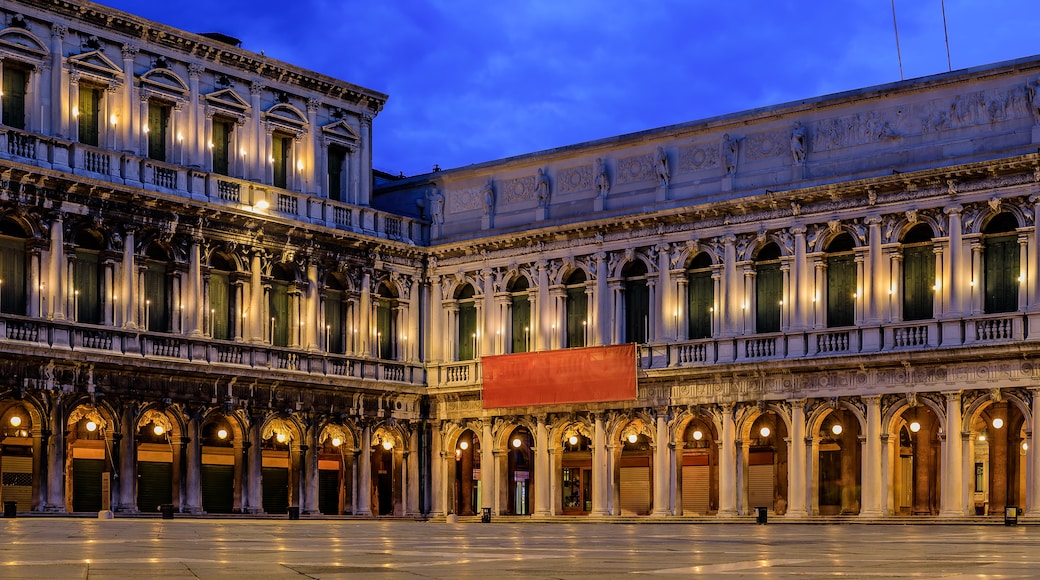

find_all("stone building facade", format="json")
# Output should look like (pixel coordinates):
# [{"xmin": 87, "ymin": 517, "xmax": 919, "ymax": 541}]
[{"xmin": 4, "ymin": 0, "xmax": 1040, "ymax": 520}]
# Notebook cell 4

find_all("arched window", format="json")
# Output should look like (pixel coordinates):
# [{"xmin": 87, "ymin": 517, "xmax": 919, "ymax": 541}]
[
  {"xmin": 564, "ymin": 270, "xmax": 588, "ymax": 348},
  {"xmin": 509, "ymin": 277, "xmax": 531, "ymax": 353},
  {"xmin": 208, "ymin": 254, "xmax": 235, "ymax": 340},
  {"xmin": 687, "ymin": 252, "xmax": 713, "ymax": 339},
  {"xmin": 755, "ymin": 244, "xmax": 782, "ymax": 333},
  {"xmin": 622, "ymin": 260, "xmax": 649, "ymax": 344},
  {"xmin": 73, "ymin": 231, "xmax": 104, "ymax": 325},
  {"xmin": 983, "ymin": 213, "xmax": 1020, "ymax": 314},
  {"xmin": 456, "ymin": 284, "xmax": 477, "ymax": 360},
  {"xmin": 324, "ymin": 275, "xmax": 346, "ymax": 354},
  {"xmin": 375, "ymin": 283, "xmax": 398, "ymax": 360},
  {"xmin": 901, "ymin": 224, "xmax": 934, "ymax": 321},
  {"xmin": 144, "ymin": 245, "xmax": 171, "ymax": 332},
  {"xmin": 0, "ymin": 218, "xmax": 28, "ymax": 315},
  {"xmin": 826, "ymin": 234, "xmax": 856, "ymax": 328},
  {"xmin": 269, "ymin": 264, "xmax": 294, "ymax": 346}
]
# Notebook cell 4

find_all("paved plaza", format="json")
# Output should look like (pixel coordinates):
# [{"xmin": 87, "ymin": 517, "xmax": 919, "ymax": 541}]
[{"xmin": 0, "ymin": 518, "xmax": 1036, "ymax": 578}]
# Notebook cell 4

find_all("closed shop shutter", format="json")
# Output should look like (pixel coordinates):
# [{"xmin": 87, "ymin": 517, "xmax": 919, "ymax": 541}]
[
  {"xmin": 318, "ymin": 469, "xmax": 340, "ymax": 515},
  {"xmin": 747, "ymin": 464, "xmax": 773, "ymax": 510},
  {"xmin": 262, "ymin": 467, "xmax": 289, "ymax": 514},
  {"xmin": 137, "ymin": 461, "xmax": 172, "ymax": 513},
  {"xmin": 72, "ymin": 458, "xmax": 104, "ymax": 512},
  {"xmin": 619, "ymin": 466, "xmax": 650, "ymax": 515},
  {"xmin": 202, "ymin": 464, "xmax": 235, "ymax": 514},
  {"xmin": 682, "ymin": 465, "xmax": 709, "ymax": 514},
  {"xmin": 1, "ymin": 454, "xmax": 32, "ymax": 511}
]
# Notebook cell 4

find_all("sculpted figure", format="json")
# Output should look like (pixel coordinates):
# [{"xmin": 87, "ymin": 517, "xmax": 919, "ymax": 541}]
[
  {"xmin": 653, "ymin": 146, "xmax": 669, "ymax": 187},
  {"xmin": 723, "ymin": 134, "xmax": 738, "ymax": 175},
  {"xmin": 535, "ymin": 168, "xmax": 551, "ymax": 207},
  {"xmin": 791, "ymin": 122, "xmax": 807, "ymax": 163},
  {"xmin": 594, "ymin": 158, "xmax": 610, "ymax": 196},
  {"xmin": 428, "ymin": 187, "xmax": 445, "ymax": 224},
  {"xmin": 1029, "ymin": 76, "xmax": 1040, "ymax": 125},
  {"xmin": 481, "ymin": 179, "xmax": 495, "ymax": 216}
]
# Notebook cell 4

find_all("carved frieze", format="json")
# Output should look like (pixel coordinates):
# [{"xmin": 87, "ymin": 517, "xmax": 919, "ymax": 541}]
[
  {"xmin": 615, "ymin": 153, "xmax": 655, "ymax": 185},
  {"xmin": 557, "ymin": 164, "xmax": 593, "ymax": 195},
  {"xmin": 743, "ymin": 130, "xmax": 787, "ymax": 162},
  {"xmin": 501, "ymin": 176, "xmax": 535, "ymax": 204},
  {"xmin": 449, "ymin": 186, "xmax": 484, "ymax": 213},
  {"xmin": 677, "ymin": 143, "xmax": 720, "ymax": 173}
]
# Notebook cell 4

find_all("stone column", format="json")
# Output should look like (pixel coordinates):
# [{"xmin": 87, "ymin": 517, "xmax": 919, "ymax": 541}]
[
  {"xmin": 246, "ymin": 417, "xmax": 263, "ymax": 513},
  {"xmin": 249, "ymin": 81, "xmax": 264, "ymax": 181},
  {"xmin": 359, "ymin": 114, "xmax": 373, "ymax": 206},
  {"xmin": 303, "ymin": 425, "xmax": 319, "ymax": 514},
  {"xmin": 717, "ymin": 404, "xmax": 737, "ymax": 517},
  {"xmin": 536, "ymin": 260, "xmax": 550, "ymax": 350},
  {"xmin": 595, "ymin": 252, "xmax": 609, "ymax": 346},
  {"xmin": 591, "ymin": 414, "xmax": 609, "ymax": 515},
  {"xmin": 48, "ymin": 213, "xmax": 65, "ymax": 322},
  {"xmin": 940, "ymin": 392, "xmax": 964, "ymax": 517},
  {"xmin": 944, "ymin": 206, "xmax": 964, "ymax": 316},
  {"xmin": 184, "ymin": 414, "xmax": 202, "ymax": 514},
  {"xmin": 867, "ymin": 217, "xmax": 883, "ymax": 323},
  {"xmin": 50, "ymin": 25, "xmax": 67, "ymax": 138},
  {"xmin": 786, "ymin": 399, "xmax": 807, "ymax": 518},
  {"xmin": 118, "ymin": 406, "xmax": 136, "ymax": 512},
  {"xmin": 534, "ymin": 416, "xmax": 551, "ymax": 516},
  {"xmin": 481, "ymin": 269, "xmax": 494, "ymax": 355},
  {"xmin": 481, "ymin": 421, "xmax": 495, "ymax": 513},
  {"xmin": 1029, "ymin": 387, "xmax": 1040, "ymax": 517},
  {"xmin": 359, "ymin": 270, "xmax": 372, "ymax": 356},
  {"xmin": 791, "ymin": 227, "xmax": 807, "ymax": 330},
  {"xmin": 860, "ymin": 396, "xmax": 884, "ymax": 517},
  {"xmin": 652, "ymin": 411, "xmax": 671, "ymax": 516},
  {"xmin": 356, "ymin": 424, "xmax": 372, "ymax": 515},
  {"xmin": 429, "ymin": 426, "xmax": 444, "ymax": 517},
  {"xmin": 428, "ymin": 276, "xmax": 443, "ymax": 362},
  {"xmin": 722, "ymin": 236, "xmax": 737, "ymax": 336},
  {"xmin": 655, "ymin": 244, "xmax": 671, "ymax": 341}
]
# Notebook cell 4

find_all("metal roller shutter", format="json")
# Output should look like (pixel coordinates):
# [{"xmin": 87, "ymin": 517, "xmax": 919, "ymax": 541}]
[
  {"xmin": 202, "ymin": 464, "xmax": 235, "ymax": 514},
  {"xmin": 262, "ymin": 467, "xmax": 289, "ymax": 514},
  {"xmin": 318, "ymin": 469, "xmax": 340, "ymax": 515},
  {"xmin": 72, "ymin": 458, "xmax": 104, "ymax": 512},
  {"xmin": 137, "ymin": 461, "xmax": 173, "ymax": 513},
  {"xmin": 1, "ymin": 454, "xmax": 32, "ymax": 511},
  {"xmin": 682, "ymin": 465, "xmax": 709, "ymax": 514},
  {"xmin": 747, "ymin": 464, "xmax": 773, "ymax": 510},
  {"xmin": 619, "ymin": 466, "xmax": 650, "ymax": 515}
]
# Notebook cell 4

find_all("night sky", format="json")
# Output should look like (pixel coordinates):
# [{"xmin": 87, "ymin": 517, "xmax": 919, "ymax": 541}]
[{"xmin": 96, "ymin": 0, "xmax": 1040, "ymax": 177}]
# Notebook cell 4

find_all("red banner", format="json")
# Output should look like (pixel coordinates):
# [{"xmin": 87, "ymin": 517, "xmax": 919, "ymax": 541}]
[{"xmin": 481, "ymin": 344, "xmax": 637, "ymax": 408}]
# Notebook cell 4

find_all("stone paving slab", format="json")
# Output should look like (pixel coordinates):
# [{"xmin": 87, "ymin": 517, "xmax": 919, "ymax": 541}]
[{"xmin": 0, "ymin": 519, "xmax": 1036, "ymax": 578}]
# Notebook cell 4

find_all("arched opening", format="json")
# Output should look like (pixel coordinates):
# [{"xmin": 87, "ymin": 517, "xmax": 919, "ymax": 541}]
[
  {"xmin": 754, "ymin": 244, "xmax": 782, "ymax": 333},
  {"xmin": 143, "ymin": 244, "xmax": 172, "ymax": 332},
  {"xmin": 269, "ymin": 263, "xmax": 294, "ymax": 347},
  {"xmin": 622, "ymin": 261, "xmax": 649, "ymax": 344},
  {"xmin": 617, "ymin": 428, "xmax": 652, "ymax": 515},
  {"xmin": 891, "ymin": 404, "xmax": 940, "ymax": 515},
  {"xmin": 901, "ymin": 224, "xmax": 935, "ymax": 321},
  {"xmin": 67, "ymin": 411, "xmax": 109, "ymax": 513},
  {"xmin": 687, "ymin": 252, "xmax": 714, "ymax": 339},
  {"xmin": 0, "ymin": 405, "xmax": 33, "ymax": 512},
  {"xmin": 561, "ymin": 430, "xmax": 592, "ymax": 515},
  {"xmin": 207, "ymin": 254, "xmax": 236, "ymax": 340},
  {"xmin": 455, "ymin": 284, "xmax": 477, "ymax": 360},
  {"xmin": 508, "ymin": 277, "xmax": 531, "ymax": 353},
  {"xmin": 505, "ymin": 427, "xmax": 532, "ymax": 515},
  {"xmin": 815, "ymin": 409, "xmax": 861, "ymax": 515},
  {"xmin": 970, "ymin": 401, "xmax": 1025, "ymax": 515},
  {"xmin": 72, "ymin": 230, "xmax": 104, "ymax": 325},
  {"xmin": 260, "ymin": 427, "xmax": 291, "ymax": 514},
  {"xmin": 564, "ymin": 270, "xmax": 588, "ymax": 348},
  {"xmin": 371, "ymin": 433, "xmax": 397, "ymax": 515},
  {"xmin": 323, "ymin": 275, "xmax": 347, "ymax": 354},
  {"xmin": 982, "ymin": 213, "xmax": 1020, "ymax": 314},
  {"xmin": 135, "ymin": 414, "xmax": 174, "ymax": 513},
  {"xmin": 453, "ymin": 429, "xmax": 479, "ymax": 516},
  {"xmin": 318, "ymin": 427, "xmax": 353, "ymax": 515},
  {"xmin": 746, "ymin": 412, "xmax": 789, "ymax": 515},
  {"xmin": 825, "ymin": 234, "xmax": 856, "ymax": 328},
  {"xmin": 679, "ymin": 418, "xmax": 718, "ymax": 515},
  {"xmin": 200, "ymin": 416, "xmax": 236, "ymax": 514},
  {"xmin": 0, "ymin": 218, "xmax": 30, "ymax": 316},
  {"xmin": 375, "ymin": 283, "xmax": 398, "ymax": 360}
]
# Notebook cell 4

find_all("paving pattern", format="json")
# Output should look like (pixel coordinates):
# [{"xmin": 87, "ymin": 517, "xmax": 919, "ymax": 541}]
[{"xmin": 0, "ymin": 518, "xmax": 1035, "ymax": 578}]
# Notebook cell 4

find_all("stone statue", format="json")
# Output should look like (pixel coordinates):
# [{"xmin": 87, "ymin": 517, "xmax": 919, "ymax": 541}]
[
  {"xmin": 1029, "ymin": 77, "xmax": 1040, "ymax": 125},
  {"xmin": 481, "ymin": 179, "xmax": 495, "ymax": 216},
  {"xmin": 535, "ymin": 168, "xmax": 551, "ymax": 207},
  {"xmin": 594, "ymin": 158, "xmax": 610, "ymax": 197},
  {"xmin": 723, "ymin": 134, "xmax": 738, "ymax": 175},
  {"xmin": 791, "ymin": 122, "xmax": 807, "ymax": 163},
  {"xmin": 653, "ymin": 146, "xmax": 669, "ymax": 187},
  {"xmin": 428, "ymin": 187, "xmax": 445, "ymax": 224}
]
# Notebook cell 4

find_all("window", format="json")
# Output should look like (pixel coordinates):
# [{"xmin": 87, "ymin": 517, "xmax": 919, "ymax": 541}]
[
  {"xmin": 509, "ymin": 277, "xmax": 532, "ymax": 353},
  {"xmin": 324, "ymin": 278, "xmax": 345, "ymax": 354},
  {"xmin": 269, "ymin": 264, "xmax": 293, "ymax": 347},
  {"xmin": 1, "ymin": 66, "xmax": 26, "ymax": 130},
  {"xmin": 272, "ymin": 134, "xmax": 291, "ymax": 188},
  {"xmin": 826, "ymin": 234, "xmax": 856, "ymax": 328},
  {"xmin": 687, "ymin": 252, "xmax": 713, "ymax": 339},
  {"xmin": 375, "ymin": 283, "xmax": 398, "ymax": 359},
  {"xmin": 755, "ymin": 244, "xmax": 782, "ymax": 333},
  {"xmin": 208, "ymin": 254, "xmax": 234, "ymax": 340},
  {"xmin": 211, "ymin": 119, "xmax": 231, "ymax": 176},
  {"xmin": 147, "ymin": 101, "xmax": 169, "ymax": 161},
  {"xmin": 564, "ymin": 270, "xmax": 588, "ymax": 348},
  {"xmin": 78, "ymin": 86, "xmax": 101, "ymax": 146},
  {"xmin": 901, "ymin": 224, "xmax": 934, "ymax": 321},
  {"xmin": 143, "ymin": 246, "xmax": 171, "ymax": 332},
  {"xmin": 0, "ymin": 218, "xmax": 28, "ymax": 315},
  {"xmin": 73, "ymin": 231, "xmax": 104, "ymax": 325},
  {"xmin": 983, "ymin": 213, "xmax": 1020, "ymax": 314},
  {"xmin": 328, "ymin": 144, "xmax": 348, "ymax": 202},
  {"xmin": 622, "ymin": 261, "xmax": 649, "ymax": 344},
  {"xmin": 456, "ymin": 284, "xmax": 477, "ymax": 360}
]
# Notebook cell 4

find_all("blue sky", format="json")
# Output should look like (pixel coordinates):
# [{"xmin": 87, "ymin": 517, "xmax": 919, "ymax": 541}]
[{"xmin": 99, "ymin": 1, "xmax": 1040, "ymax": 177}]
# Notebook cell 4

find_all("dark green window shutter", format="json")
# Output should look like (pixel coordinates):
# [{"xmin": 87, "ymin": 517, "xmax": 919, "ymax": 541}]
[
  {"xmin": 687, "ymin": 269, "xmax": 713, "ymax": 339},
  {"xmin": 985, "ymin": 234, "xmax": 1019, "ymax": 314},
  {"xmin": 144, "ymin": 261, "xmax": 169, "ymax": 332},
  {"xmin": 328, "ymin": 145, "xmax": 346, "ymax": 201},
  {"xmin": 756, "ymin": 262, "xmax": 781, "ymax": 333},
  {"xmin": 376, "ymin": 298, "xmax": 394, "ymax": 359},
  {"xmin": 827, "ymin": 255, "xmax": 856, "ymax": 328},
  {"xmin": 324, "ymin": 290, "xmax": 344, "ymax": 354},
  {"xmin": 902, "ymin": 244, "xmax": 934, "ymax": 321},
  {"xmin": 78, "ymin": 87, "xmax": 100, "ymax": 146},
  {"xmin": 624, "ymin": 279, "xmax": 649, "ymax": 343},
  {"xmin": 74, "ymin": 250, "xmax": 102, "ymax": 324},
  {"xmin": 209, "ymin": 271, "xmax": 230, "ymax": 340},
  {"xmin": 273, "ymin": 136, "xmax": 289, "ymax": 188},
  {"xmin": 2, "ymin": 67, "xmax": 26, "ymax": 130},
  {"xmin": 511, "ymin": 294, "xmax": 531, "ymax": 353},
  {"xmin": 269, "ymin": 281, "xmax": 289, "ymax": 346},
  {"xmin": 566, "ymin": 286, "xmax": 588, "ymax": 348},
  {"xmin": 147, "ymin": 103, "xmax": 168, "ymax": 161},
  {"xmin": 458, "ymin": 301, "xmax": 476, "ymax": 360},
  {"xmin": 212, "ymin": 120, "xmax": 230, "ymax": 176},
  {"xmin": 0, "ymin": 237, "xmax": 26, "ymax": 315}
]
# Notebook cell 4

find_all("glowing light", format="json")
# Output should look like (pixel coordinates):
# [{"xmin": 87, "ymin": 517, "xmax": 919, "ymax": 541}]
[
  {"xmin": 381, "ymin": 438, "xmax": 393, "ymax": 450},
  {"xmin": 296, "ymin": 160, "xmax": 304, "ymax": 171},
  {"xmin": 459, "ymin": 440, "xmax": 469, "ymax": 450},
  {"xmin": 109, "ymin": 114, "xmax": 117, "ymax": 126},
  {"xmin": 176, "ymin": 132, "xmax": 183, "ymax": 142},
  {"xmin": 9, "ymin": 416, "xmax": 21, "ymax": 427},
  {"xmin": 568, "ymin": 435, "xmax": 578, "ymax": 446},
  {"xmin": 331, "ymin": 437, "xmax": 342, "ymax": 447},
  {"xmin": 276, "ymin": 432, "xmax": 287, "ymax": 443},
  {"xmin": 512, "ymin": 438, "xmax": 522, "ymax": 448},
  {"xmin": 909, "ymin": 421, "xmax": 921, "ymax": 433},
  {"xmin": 831, "ymin": 424, "xmax": 843, "ymax": 436},
  {"xmin": 627, "ymin": 433, "xmax": 638, "ymax": 444},
  {"xmin": 978, "ymin": 433, "xmax": 987, "ymax": 442},
  {"xmin": 153, "ymin": 424, "xmax": 165, "ymax": 436},
  {"xmin": 1024, "ymin": 442, "xmax": 1029, "ymax": 451},
  {"xmin": 86, "ymin": 420, "xmax": 98, "ymax": 432},
  {"xmin": 760, "ymin": 426, "xmax": 771, "ymax": 438},
  {"xmin": 992, "ymin": 418, "xmax": 1004, "ymax": 429},
  {"xmin": 254, "ymin": 200, "xmax": 269, "ymax": 210},
  {"xmin": 692, "ymin": 430, "xmax": 703, "ymax": 441},
  {"xmin": 72, "ymin": 106, "xmax": 79, "ymax": 117},
  {"xmin": 217, "ymin": 428, "xmax": 228, "ymax": 439}
]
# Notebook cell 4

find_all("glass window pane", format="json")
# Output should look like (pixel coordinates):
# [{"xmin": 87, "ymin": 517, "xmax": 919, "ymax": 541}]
[
  {"xmin": 269, "ymin": 281, "xmax": 289, "ymax": 346},
  {"xmin": 902, "ymin": 245, "xmax": 934, "ymax": 321},
  {"xmin": 756, "ymin": 263, "xmax": 781, "ymax": 333},
  {"xmin": 0, "ymin": 238, "xmax": 26, "ymax": 315},
  {"xmin": 624, "ymin": 280, "xmax": 649, "ymax": 343},
  {"xmin": 688, "ymin": 269, "xmax": 713, "ymax": 339},
  {"xmin": 511, "ymin": 295, "xmax": 530, "ymax": 353},
  {"xmin": 827, "ymin": 255, "xmax": 856, "ymax": 328},
  {"xmin": 458, "ymin": 302, "xmax": 476, "ymax": 360},
  {"xmin": 209, "ymin": 272, "xmax": 230, "ymax": 340},
  {"xmin": 985, "ymin": 235, "xmax": 1019, "ymax": 313},
  {"xmin": 74, "ymin": 250, "xmax": 102, "ymax": 324},
  {"xmin": 2, "ymin": 68, "xmax": 26, "ymax": 130},
  {"xmin": 566, "ymin": 286, "xmax": 587, "ymax": 348}
]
